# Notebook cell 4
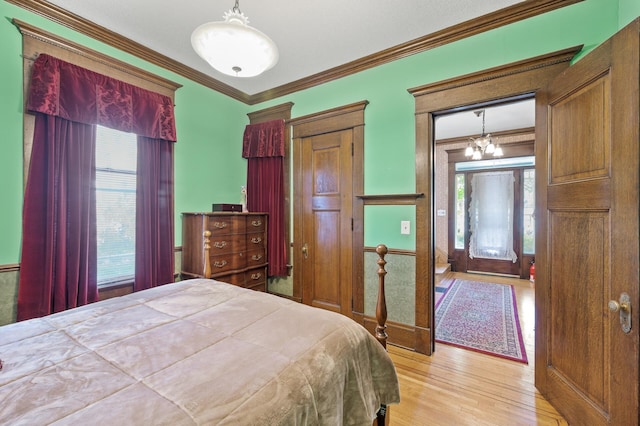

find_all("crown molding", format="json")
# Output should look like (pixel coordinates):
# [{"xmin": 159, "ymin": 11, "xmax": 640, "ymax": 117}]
[
  {"xmin": 14, "ymin": 19, "xmax": 182, "ymax": 92},
  {"xmin": 250, "ymin": 0, "xmax": 583, "ymax": 104},
  {"xmin": 7, "ymin": 0, "xmax": 583, "ymax": 105}
]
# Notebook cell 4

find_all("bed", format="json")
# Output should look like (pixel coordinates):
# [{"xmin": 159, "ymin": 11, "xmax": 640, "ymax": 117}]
[{"xmin": 0, "ymin": 246, "xmax": 399, "ymax": 425}]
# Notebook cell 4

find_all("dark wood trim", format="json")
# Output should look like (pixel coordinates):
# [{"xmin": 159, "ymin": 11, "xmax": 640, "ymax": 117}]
[
  {"xmin": 7, "ymin": 0, "xmax": 582, "ymax": 104},
  {"xmin": 247, "ymin": 103, "xmax": 295, "ymax": 123},
  {"xmin": 413, "ymin": 46, "xmax": 578, "ymax": 356},
  {"xmin": 7, "ymin": 1, "xmax": 247, "ymax": 100},
  {"xmin": 249, "ymin": 0, "xmax": 583, "ymax": 103},
  {"xmin": 446, "ymin": 140, "xmax": 535, "ymax": 163},
  {"xmin": 363, "ymin": 316, "xmax": 421, "ymax": 351},
  {"xmin": 358, "ymin": 193, "xmax": 424, "ymax": 205},
  {"xmin": 290, "ymin": 101, "xmax": 368, "ymax": 137},
  {"xmin": 246, "ymin": 103, "xmax": 294, "ymax": 278},
  {"xmin": 436, "ymin": 127, "xmax": 535, "ymax": 146},
  {"xmin": 13, "ymin": 18, "xmax": 181, "ymax": 92},
  {"xmin": 364, "ymin": 246, "xmax": 416, "ymax": 257},
  {"xmin": 409, "ymin": 46, "xmax": 581, "ymax": 100},
  {"xmin": 291, "ymin": 101, "xmax": 367, "ymax": 306},
  {"xmin": 0, "ymin": 264, "xmax": 20, "ymax": 273},
  {"xmin": 99, "ymin": 282, "xmax": 133, "ymax": 301}
]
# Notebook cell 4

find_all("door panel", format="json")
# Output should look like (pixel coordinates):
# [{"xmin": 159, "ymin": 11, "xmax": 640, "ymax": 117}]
[
  {"xmin": 300, "ymin": 130, "xmax": 353, "ymax": 315},
  {"xmin": 535, "ymin": 20, "xmax": 639, "ymax": 425}
]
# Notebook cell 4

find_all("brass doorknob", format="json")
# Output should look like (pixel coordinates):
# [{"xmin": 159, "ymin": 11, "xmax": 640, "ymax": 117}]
[
  {"xmin": 302, "ymin": 243, "xmax": 309, "ymax": 259},
  {"xmin": 609, "ymin": 293, "xmax": 632, "ymax": 334},
  {"xmin": 608, "ymin": 300, "xmax": 630, "ymax": 313}
]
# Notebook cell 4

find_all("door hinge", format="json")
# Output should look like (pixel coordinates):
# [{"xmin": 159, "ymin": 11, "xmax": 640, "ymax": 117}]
[
  {"xmin": 351, "ymin": 143, "xmax": 354, "ymax": 156},
  {"xmin": 351, "ymin": 218, "xmax": 354, "ymax": 231}
]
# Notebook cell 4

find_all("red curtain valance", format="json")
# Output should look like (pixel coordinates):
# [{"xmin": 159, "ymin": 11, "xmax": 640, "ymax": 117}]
[
  {"xmin": 242, "ymin": 119, "xmax": 285, "ymax": 158},
  {"xmin": 27, "ymin": 54, "xmax": 177, "ymax": 142}
]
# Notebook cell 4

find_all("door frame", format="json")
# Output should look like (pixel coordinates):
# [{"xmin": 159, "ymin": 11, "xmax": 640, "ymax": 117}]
[
  {"xmin": 290, "ymin": 101, "xmax": 367, "ymax": 313},
  {"xmin": 409, "ymin": 46, "xmax": 581, "ymax": 355}
]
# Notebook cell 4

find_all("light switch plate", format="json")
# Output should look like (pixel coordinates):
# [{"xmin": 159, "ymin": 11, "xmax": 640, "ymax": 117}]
[{"xmin": 401, "ymin": 221, "xmax": 410, "ymax": 235}]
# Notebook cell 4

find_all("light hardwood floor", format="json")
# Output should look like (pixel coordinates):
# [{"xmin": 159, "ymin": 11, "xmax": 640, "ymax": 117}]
[{"xmin": 387, "ymin": 272, "xmax": 568, "ymax": 426}]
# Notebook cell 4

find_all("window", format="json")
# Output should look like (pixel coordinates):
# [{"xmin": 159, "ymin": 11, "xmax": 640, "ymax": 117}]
[
  {"xmin": 454, "ymin": 173, "xmax": 465, "ymax": 250},
  {"xmin": 522, "ymin": 168, "xmax": 535, "ymax": 254},
  {"xmin": 95, "ymin": 126, "xmax": 137, "ymax": 285}
]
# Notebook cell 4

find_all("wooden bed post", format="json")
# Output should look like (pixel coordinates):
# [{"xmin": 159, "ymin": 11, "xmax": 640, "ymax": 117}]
[
  {"xmin": 374, "ymin": 244, "xmax": 390, "ymax": 426},
  {"xmin": 203, "ymin": 230, "xmax": 212, "ymax": 279},
  {"xmin": 375, "ymin": 244, "xmax": 388, "ymax": 349}
]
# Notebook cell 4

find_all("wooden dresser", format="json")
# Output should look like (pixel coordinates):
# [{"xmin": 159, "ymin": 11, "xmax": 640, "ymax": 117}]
[{"xmin": 181, "ymin": 212, "xmax": 268, "ymax": 292}]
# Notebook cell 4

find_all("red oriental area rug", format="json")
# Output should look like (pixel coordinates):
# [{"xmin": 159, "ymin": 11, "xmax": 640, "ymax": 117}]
[{"xmin": 435, "ymin": 279, "xmax": 528, "ymax": 364}]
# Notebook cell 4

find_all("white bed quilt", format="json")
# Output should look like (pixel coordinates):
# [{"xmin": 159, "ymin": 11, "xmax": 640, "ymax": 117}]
[{"xmin": 0, "ymin": 279, "xmax": 399, "ymax": 425}]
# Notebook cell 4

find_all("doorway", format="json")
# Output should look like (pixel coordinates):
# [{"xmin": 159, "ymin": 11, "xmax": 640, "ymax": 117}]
[
  {"xmin": 432, "ymin": 98, "xmax": 536, "ymax": 365},
  {"xmin": 290, "ymin": 101, "xmax": 367, "ymax": 319},
  {"xmin": 434, "ymin": 99, "xmax": 536, "ymax": 279},
  {"xmin": 409, "ymin": 46, "xmax": 579, "ymax": 356},
  {"xmin": 413, "ymin": 22, "xmax": 640, "ymax": 423}
]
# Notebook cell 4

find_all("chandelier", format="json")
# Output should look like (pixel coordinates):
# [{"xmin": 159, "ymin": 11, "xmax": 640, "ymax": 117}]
[
  {"xmin": 191, "ymin": 0, "xmax": 279, "ymax": 78},
  {"xmin": 465, "ymin": 109, "xmax": 503, "ymax": 160}
]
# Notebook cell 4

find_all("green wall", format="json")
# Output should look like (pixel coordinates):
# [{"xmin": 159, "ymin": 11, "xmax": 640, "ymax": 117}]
[
  {"xmin": 619, "ymin": 0, "xmax": 640, "ymax": 28},
  {"xmin": 252, "ymin": 0, "xmax": 620, "ymax": 249},
  {"xmin": 0, "ymin": 1, "xmax": 252, "ymax": 266},
  {"xmin": 0, "ymin": 0, "xmax": 632, "ymax": 324}
]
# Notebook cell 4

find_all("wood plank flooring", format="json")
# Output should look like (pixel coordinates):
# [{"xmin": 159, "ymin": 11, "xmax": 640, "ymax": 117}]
[{"xmin": 387, "ymin": 272, "xmax": 567, "ymax": 426}]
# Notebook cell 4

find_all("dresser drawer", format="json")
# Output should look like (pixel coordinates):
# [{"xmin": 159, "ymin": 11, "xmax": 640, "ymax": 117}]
[
  {"xmin": 214, "ymin": 272, "xmax": 245, "ymax": 286},
  {"xmin": 246, "ymin": 233, "xmax": 266, "ymax": 250},
  {"xmin": 209, "ymin": 252, "xmax": 245, "ymax": 275},
  {"xmin": 245, "ymin": 281, "xmax": 266, "ymax": 292},
  {"xmin": 245, "ymin": 267, "xmax": 267, "ymax": 289},
  {"xmin": 246, "ymin": 216, "xmax": 266, "ymax": 233},
  {"xmin": 246, "ymin": 248, "xmax": 266, "ymax": 267},
  {"xmin": 207, "ymin": 215, "xmax": 246, "ymax": 236},
  {"xmin": 208, "ymin": 234, "xmax": 245, "ymax": 255}
]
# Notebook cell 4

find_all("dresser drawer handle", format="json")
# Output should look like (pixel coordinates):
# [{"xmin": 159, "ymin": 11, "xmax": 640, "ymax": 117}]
[
  {"xmin": 251, "ymin": 220, "xmax": 263, "ymax": 227},
  {"xmin": 213, "ymin": 241, "xmax": 227, "ymax": 249},
  {"xmin": 251, "ymin": 254, "xmax": 263, "ymax": 261},
  {"xmin": 213, "ymin": 260, "xmax": 228, "ymax": 268},
  {"xmin": 250, "ymin": 273, "xmax": 262, "ymax": 280},
  {"xmin": 213, "ymin": 221, "xmax": 228, "ymax": 229},
  {"xmin": 251, "ymin": 237, "xmax": 262, "ymax": 244}
]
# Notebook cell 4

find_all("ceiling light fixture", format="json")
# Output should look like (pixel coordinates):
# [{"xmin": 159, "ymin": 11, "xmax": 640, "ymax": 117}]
[
  {"xmin": 465, "ymin": 109, "xmax": 503, "ymax": 160},
  {"xmin": 191, "ymin": 0, "xmax": 278, "ymax": 78}
]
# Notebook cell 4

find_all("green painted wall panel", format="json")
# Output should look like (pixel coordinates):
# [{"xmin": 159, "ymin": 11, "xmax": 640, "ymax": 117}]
[{"xmin": 364, "ymin": 205, "xmax": 416, "ymax": 251}]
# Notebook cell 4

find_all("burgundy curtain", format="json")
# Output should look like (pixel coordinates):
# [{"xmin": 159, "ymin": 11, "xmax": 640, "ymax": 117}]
[
  {"xmin": 243, "ymin": 119, "xmax": 288, "ymax": 277},
  {"xmin": 18, "ymin": 54, "xmax": 177, "ymax": 320},
  {"xmin": 17, "ymin": 114, "xmax": 98, "ymax": 321},
  {"xmin": 26, "ymin": 55, "xmax": 177, "ymax": 141},
  {"xmin": 134, "ymin": 136, "xmax": 175, "ymax": 291}
]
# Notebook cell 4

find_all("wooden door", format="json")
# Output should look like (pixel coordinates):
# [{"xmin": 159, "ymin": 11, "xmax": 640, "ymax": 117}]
[
  {"xmin": 535, "ymin": 20, "xmax": 639, "ymax": 425},
  {"xmin": 297, "ymin": 129, "xmax": 353, "ymax": 316},
  {"xmin": 465, "ymin": 169, "xmax": 522, "ymax": 276}
]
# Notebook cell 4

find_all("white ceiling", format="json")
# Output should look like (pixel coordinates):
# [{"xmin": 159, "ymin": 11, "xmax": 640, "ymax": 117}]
[
  {"xmin": 435, "ymin": 98, "xmax": 535, "ymax": 140},
  {"xmin": 46, "ymin": 0, "xmax": 524, "ymax": 95},
  {"xmin": 44, "ymin": 0, "xmax": 535, "ymax": 138}
]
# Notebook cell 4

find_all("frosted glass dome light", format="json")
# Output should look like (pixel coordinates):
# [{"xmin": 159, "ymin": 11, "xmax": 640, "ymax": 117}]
[{"xmin": 191, "ymin": 1, "xmax": 278, "ymax": 78}]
